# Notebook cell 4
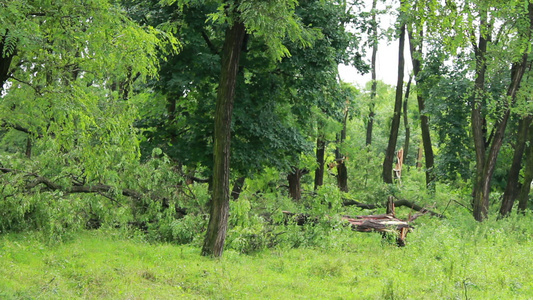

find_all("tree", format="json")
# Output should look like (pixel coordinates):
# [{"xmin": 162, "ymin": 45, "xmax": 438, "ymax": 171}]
[
  {"xmin": 366, "ymin": 0, "xmax": 379, "ymax": 146},
  {"xmin": 382, "ymin": 2, "xmax": 406, "ymax": 184},
  {"xmin": 402, "ymin": 75, "xmax": 412, "ymax": 164},
  {"xmin": 470, "ymin": 2, "xmax": 533, "ymax": 221},
  {"xmin": 406, "ymin": 2, "xmax": 435, "ymax": 188},
  {"xmin": 0, "ymin": 0, "xmax": 174, "ymax": 234},
  {"xmin": 413, "ymin": 0, "xmax": 533, "ymax": 220},
  {"xmin": 517, "ymin": 121, "xmax": 533, "ymax": 213},
  {"xmin": 499, "ymin": 115, "xmax": 532, "ymax": 217},
  {"xmin": 185, "ymin": 0, "xmax": 318, "ymax": 257},
  {"xmin": 202, "ymin": 19, "xmax": 246, "ymax": 257}
]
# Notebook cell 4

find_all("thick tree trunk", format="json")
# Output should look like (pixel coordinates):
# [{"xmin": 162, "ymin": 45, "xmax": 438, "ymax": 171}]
[
  {"xmin": 314, "ymin": 135, "xmax": 325, "ymax": 190},
  {"xmin": 471, "ymin": 16, "xmax": 489, "ymax": 221},
  {"xmin": 288, "ymin": 167, "xmax": 303, "ymax": 201},
  {"xmin": 403, "ymin": 76, "xmax": 412, "ymax": 165},
  {"xmin": 407, "ymin": 29, "xmax": 435, "ymax": 188},
  {"xmin": 499, "ymin": 115, "xmax": 532, "ymax": 217},
  {"xmin": 383, "ymin": 21, "xmax": 405, "ymax": 184},
  {"xmin": 336, "ymin": 161, "xmax": 348, "ymax": 192},
  {"xmin": 518, "ymin": 122, "xmax": 533, "ymax": 213},
  {"xmin": 366, "ymin": 0, "xmax": 378, "ymax": 146},
  {"xmin": 201, "ymin": 21, "xmax": 246, "ymax": 257}
]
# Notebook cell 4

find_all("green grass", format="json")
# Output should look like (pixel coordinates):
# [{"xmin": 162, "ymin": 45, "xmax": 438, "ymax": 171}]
[{"xmin": 1, "ymin": 212, "xmax": 533, "ymax": 299}]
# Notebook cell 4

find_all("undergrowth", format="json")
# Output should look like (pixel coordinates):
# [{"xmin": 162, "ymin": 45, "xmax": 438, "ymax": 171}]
[{"xmin": 1, "ymin": 212, "xmax": 532, "ymax": 299}]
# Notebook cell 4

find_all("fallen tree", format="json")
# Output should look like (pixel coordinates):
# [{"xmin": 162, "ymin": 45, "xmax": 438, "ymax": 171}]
[
  {"xmin": 1, "ymin": 167, "xmax": 143, "ymax": 200},
  {"xmin": 342, "ymin": 197, "xmax": 446, "ymax": 219},
  {"xmin": 0, "ymin": 167, "xmax": 188, "ymax": 222},
  {"xmin": 282, "ymin": 210, "xmax": 413, "ymax": 246},
  {"xmin": 283, "ymin": 197, "xmax": 444, "ymax": 246}
]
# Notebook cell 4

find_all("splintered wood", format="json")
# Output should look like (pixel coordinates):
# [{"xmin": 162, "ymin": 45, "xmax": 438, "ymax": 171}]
[
  {"xmin": 341, "ymin": 213, "xmax": 412, "ymax": 246},
  {"xmin": 282, "ymin": 210, "xmax": 413, "ymax": 246}
]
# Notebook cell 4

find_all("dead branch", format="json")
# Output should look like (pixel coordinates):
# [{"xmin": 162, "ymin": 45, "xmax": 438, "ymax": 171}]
[{"xmin": 342, "ymin": 197, "xmax": 446, "ymax": 219}]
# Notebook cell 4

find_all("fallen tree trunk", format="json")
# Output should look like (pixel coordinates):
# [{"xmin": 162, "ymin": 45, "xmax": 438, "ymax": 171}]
[
  {"xmin": 282, "ymin": 210, "xmax": 413, "ymax": 247},
  {"xmin": 342, "ymin": 214, "xmax": 411, "ymax": 247},
  {"xmin": 1, "ymin": 167, "xmax": 143, "ymax": 200},
  {"xmin": 342, "ymin": 197, "xmax": 446, "ymax": 219},
  {"xmin": 1, "ymin": 167, "xmax": 189, "ymax": 220},
  {"xmin": 282, "ymin": 196, "xmax": 445, "ymax": 247}
]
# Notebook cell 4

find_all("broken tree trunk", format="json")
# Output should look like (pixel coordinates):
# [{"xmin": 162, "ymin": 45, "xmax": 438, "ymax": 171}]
[
  {"xmin": 282, "ymin": 210, "xmax": 413, "ymax": 247},
  {"xmin": 342, "ymin": 214, "xmax": 412, "ymax": 246}
]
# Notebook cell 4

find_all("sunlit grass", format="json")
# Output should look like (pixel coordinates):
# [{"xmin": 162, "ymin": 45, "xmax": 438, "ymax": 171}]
[{"xmin": 1, "ymin": 212, "xmax": 532, "ymax": 299}]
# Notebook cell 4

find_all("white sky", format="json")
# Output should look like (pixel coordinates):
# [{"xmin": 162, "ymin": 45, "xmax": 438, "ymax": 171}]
[{"xmin": 338, "ymin": 0, "xmax": 412, "ymax": 88}]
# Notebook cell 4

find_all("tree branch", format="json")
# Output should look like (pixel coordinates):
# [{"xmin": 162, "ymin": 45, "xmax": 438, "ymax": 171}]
[
  {"xmin": 0, "ymin": 168, "xmax": 142, "ymax": 200},
  {"xmin": 342, "ymin": 198, "xmax": 446, "ymax": 219},
  {"xmin": 201, "ymin": 30, "xmax": 219, "ymax": 55}
]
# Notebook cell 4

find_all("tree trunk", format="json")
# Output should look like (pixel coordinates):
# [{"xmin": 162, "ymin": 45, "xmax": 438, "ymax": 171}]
[
  {"xmin": 336, "ymin": 105, "xmax": 349, "ymax": 192},
  {"xmin": 382, "ymin": 20, "xmax": 405, "ymax": 184},
  {"xmin": 231, "ymin": 176, "xmax": 246, "ymax": 201},
  {"xmin": 473, "ymin": 59, "xmax": 527, "ymax": 221},
  {"xmin": 366, "ymin": 0, "xmax": 378, "ymax": 146},
  {"xmin": 25, "ymin": 137, "xmax": 32, "ymax": 159},
  {"xmin": 416, "ymin": 145, "xmax": 423, "ymax": 169},
  {"xmin": 201, "ymin": 21, "xmax": 246, "ymax": 257},
  {"xmin": 471, "ymin": 13, "xmax": 489, "ymax": 221},
  {"xmin": 499, "ymin": 115, "xmax": 532, "ymax": 217},
  {"xmin": 336, "ymin": 161, "xmax": 348, "ymax": 192},
  {"xmin": 314, "ymin": 134, "xmax": 325, "ymax": 190},
  {"xmin": 518, "ymin": 122, "xmax": 533, "ymax": 213},
  {"xmin": 288, "ymin": 167, "xmax": 303, "ymax": 201},
  {"xmin": 403, "ymin": 76, "xmax": 412, "ymax": 165},
  {"xmin": 407, "ymin": 28, "xmax": 435, "ymax": 189}
]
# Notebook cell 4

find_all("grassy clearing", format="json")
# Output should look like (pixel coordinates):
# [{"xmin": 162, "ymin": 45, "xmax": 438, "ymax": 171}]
[{"xmin": 1, "ymin": 212, "xmax": 533, "ymax": 300}]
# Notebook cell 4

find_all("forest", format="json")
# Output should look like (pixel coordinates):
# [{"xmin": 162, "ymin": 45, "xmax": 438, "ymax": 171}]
[{"xmin": 1, "ymin": 0, "xmax": 533, "ymax": 298}]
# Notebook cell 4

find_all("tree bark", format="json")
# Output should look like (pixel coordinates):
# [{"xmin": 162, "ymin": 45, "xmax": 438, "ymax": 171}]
[
  {"xmin": 314, "ymin": 134, "xmax": 325, "ymax": 190},
  {"xmin": 231, "ymin": 176, "xmax": 246, "ymax": 201},
  {"xmin": 287, "ymin": 167, "xmax": 304, "ymax": 201},
  {"xmin": 25, "ymin": 137, "xmax": 32, "ymax": 159},
  {"xmin": 336, "ymin": 105, "xmax": 349, "ymax": 192},
  {"xmin": 366, "ymin": 0, "xmax": 378, "ymax": 146},
  {"xmin": 416, "ymin": 145, "xmax": 423, "ymax": 169},
  {"xmin": 499, "ymin": 115, "xmax": 532, "ymax": 217},
  {"xmin": 403, "ymin": 76, "xmax": 412, "ymax": 164},
  {"xmin": 471, "ymin": 12, "xmax": 489, "ymax": 221},
  {"xmin": 518, "ymin": 122, "xmax": 533, "ymax": 213},
  {"xmin": 383, "ymin": 19, "xmax": 405, "ymax": 184},
  {"xmin": 201, "ymin": 21, "xmax": 246, "ymax": 257},
  {"xmin": 407, "ymin": 28, "xmax": 435, "ymax": 188}
]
